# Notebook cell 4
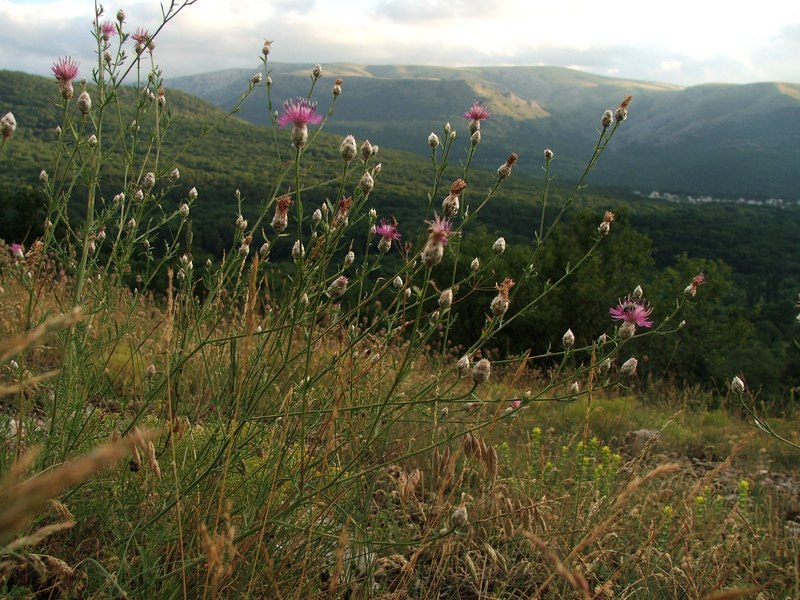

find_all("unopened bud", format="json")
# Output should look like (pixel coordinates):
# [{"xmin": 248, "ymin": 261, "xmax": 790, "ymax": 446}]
[
  {"xmin": 731, "ymin": 376, "xmax": 745, "ymax": 394},
  {"xmin": 77, "ymin": 91, "xmax": 92, "ymax": 115},
  {"xmin": 620, "ymin": 357, "xmax": 638, "ymax": 376},
  {"xmin": 544, "ymin": 148, "xmax": 554, "ymax": 161},
  {"xmin": 562, "ymin": 328, "xmax": 575, "ymax": 348},
  {"xmin": 456, "ymin": 355, "xmax": 470, "ymax": 376},
  {"xmin": 428, "ymin": 132, "xmax": 440, "ymax": 148},
  {"xmin": 472, "ymin": 358, "xmax": 491, "ymax": 385},
  {"xmin": 188, "ymin": 187, "xmax": 198, "ymax": 201},
  {"xmin": 393, "ymin": 276, "xmax": 403, "ymax": 290},
  {"xmin": 493, "ymin": 237, "xmax": 506, "ymax": 254},
  {"xmin": 344, "ymin": 250, "xmax": 355, "ymax": 266},
  {"xmin": 340, "ymin": 134, "xmax": 357, "ymax": 162},
  {"xmin": 471, "ymin": 257, "xmax": 480, "ymax": 271},
  {"xmin": 439, "ymin": 288, "xmax": 453, "ymax": 310},
  {"xmin": 179, "ymin": 203, "xmax": 189, "ymax": 218}
]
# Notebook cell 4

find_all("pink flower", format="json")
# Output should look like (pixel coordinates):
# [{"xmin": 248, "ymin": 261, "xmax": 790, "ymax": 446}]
[
  {"xmin": 100, "ymin": 21, "xmax": 117, "ymax": 40},
  {"xmin": 684, "ymin": 272, "xmax": 706, "ymax": 297},
  {"xmin": 9, "ymin": 243, "xmax": 24, "ymax": 260},
  {"xmin": 609, "ymin": 296, "xmax": 653, "ymax": 328},
  {"xmin": 374, "ymin": 218, "xmax": 401, "ymax": 241},
  {"xmin": 52, "ymin": 57, "xmax": 79, "ymax": 84},
  {"xmin": 509, "ymin": 399, "xmax": 521, "ymax": 409},
  {"xmin": 463, "ymin": 101, "xmax": 490, "ymax": 121},
  {"xmin": 427, "ymin": 214, "xmax": 451, "ymax": 246},
  {"xmin": 277, "ymin": 98, "xmax": 323, "ymax": 128},
  {"xmin": 131, "ymin": 28, "xmax": 155, "ymax": 52}
]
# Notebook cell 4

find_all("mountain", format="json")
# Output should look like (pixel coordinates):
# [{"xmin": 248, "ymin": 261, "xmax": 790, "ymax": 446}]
[{"xmin": 169, "ymin": 64, "xmax": 800, "ymax": 200}]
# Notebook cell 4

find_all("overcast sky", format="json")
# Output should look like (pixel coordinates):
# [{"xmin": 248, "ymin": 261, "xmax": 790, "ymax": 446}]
[{"xmin": 1, "ymin": 0, "xmax": 798, "ymax": 86}]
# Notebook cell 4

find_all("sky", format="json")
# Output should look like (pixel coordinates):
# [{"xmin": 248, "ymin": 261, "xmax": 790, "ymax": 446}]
[{"xmin": 1, "ymin": 0, "xmax": 799, "ymax": 86}]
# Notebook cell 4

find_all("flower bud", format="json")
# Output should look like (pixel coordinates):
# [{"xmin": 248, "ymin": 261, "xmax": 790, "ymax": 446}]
[
  {"xmin": 236, "ymin": 214, "xmax": 248, "ymax": 230},
  {"xmin": 492, "ymin": 237, "xmax": 506, "ymax": 254},
  {"xmin": 601, "ymin": 109, "xmax": 614, "ymax": 129},
  {"xmin": 471, "ymin": 358, "xmax": 491, "ymax": 385},
  {"xmin": 393, "ymin": 276, "xmax": 403, "ymax": 290},
  {"xmin": 262, "ymin": 39, "xmax": 272, "ymax": 56},
  {"xmin": 188, "ymin": 187, "xmax": 198, "ymax": 200},
  {"xmin": 87, "ymin": 134, "xmax": 97, "ymax": 146},
  {"xmin": 327, "ymin": 275, "xmax": 348, "ymax": 299},
  {"xmin": 340, "ymin": 134, "xmax": 357, "ymax": 162},
  {"xmin": 312, "ymin": 208, "xmax": 322, "ymax": 226},
  {"xmin": 569, "ymin": 381, "xmax": 580, "ymax": 395},
  {"xmin": 452, "ymin": 505, "xmax": 469, "ymax": 528},
  {"xmin": 143, "ymin": 171, "xmax": 155, "ymax": 191},
  {"xmin": 562, "ymin": 328, "xmax": 575, "ymax": 348},
  {"xmin": 731, "ymin": 376, "xmax": 745, "ymax": 394},
  {"xmin": 344, "ymin": 250, "xmax": 355, "ymax": 267},
  {"xmin": 259, "ymin": 242, "xmax": 270, "ymax": 257},
  {"xmin": 428, "ymin": 132, "xmax": 439, "ymax": 148},
  {"xmin": 292, "ymin": 240, "xmax": 304, "ymax": 261},
  {"xmin": 620, "ymin": 357, "xmax": 638, "ymax": 376},
  {"xmin": 179, "ymin": 203, "xmax": 189, "ymax": 218},
  {"xmin": 311, "ymin": 64, "xmax": 323, "ymax": 80},
  {"xmin": 361, "ymin": 139, "xmax": 373, "ymax": 161},
  {"xmin": 439, "ymin": 288, "xmax": 453, "ymax": 310},
  {"xmin": 170, "ymin": 167, "xmax": 180, "ymax": 180},
  {"xmin": 39, "ymin": 169, "xmax": 48, "ymax": 184},
  {"xmin": 544, "ymin": 148, "xmax": 554, "ymax": 161},
  {"xmin": 251, "ymin": 72, "xmax": 262, "ymax": 85},
  {"xmin": 457, "ymin": 355, "xmax": 470, "ymax": 376},
  {"xmin": 77, "ymin": 90, "xmax": 92, "ymax": 114},
  {"xmin": 471, "ymin": 257, "xmax": 480, "ymax": 272},
  {"xmin": 359, "ymin": 171, "xmax": 374, "ymax": 195},
  {"xmin": 632, "ymin": 285, "xmax": 643, "ymax": 299}
]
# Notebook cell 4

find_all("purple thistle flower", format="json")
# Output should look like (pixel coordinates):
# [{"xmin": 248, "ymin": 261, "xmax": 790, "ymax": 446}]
[
  {"xmin": 9, "ymin": 243, "xmax": 24, "ymax": 260},
  {"xmin": 374, "ymin": 218, "xmax": 401, "ymax": 241},
  {"xmin": 100, "ymin": 21, "xmax": 117, "ymax": 40},
  {"xmin": 463, "ymin": 101, "xmax": 490, "ymax": 121},
  {"xmin": 277, "ymin": 98, "xmax": 323, "ymax": 128},
  {"xmin": 131, "ymin": 28, "xmax": 155, "ymax": 52},
  {"xmin": 52, "ymin": 57, "xmax": 79, "ymax": 84},
  {"xmin": 427, "ymin": 214, "xmax": 452, "ymax": 246},
  {"xmin": 609, "ymin": 296, "xmax": 654, "ymax": 328}
]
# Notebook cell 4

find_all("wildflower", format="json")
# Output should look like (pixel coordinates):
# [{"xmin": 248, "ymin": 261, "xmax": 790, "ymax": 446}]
[
  {"xmin": 598, "ymin": 210, "xmax": 615, "ymax": 236},
  {"xmin": 471, "ymin": 257, "xmax": 480, "ymax": 272},
  {"xmin": 492, "ymin": 237, "xmax": 506, "ymax": 254},
  {"xmin": 277, "ymin": 98, "xmax": 322, "ymax": 149},
  {"xmin": 332, "ymin": 196, "xmax": 352, "ymax": 229},
  {"xmin": 439, "ymin": 288, "xmax": 453, "ymax": 310},
  {"xmin": 10, "ymin": 243, "xmax": 24, "ymax": 260},
  {"xmin": 491, "ymin": 277, "xmax": 514, "ymax": 319},
  {"xmin": 292, "ymin": 240, "xmax": 304, "ymax": 261},
  {"xmin": 340, "ymin": 134, "xmax": 357, "ymax": 162},
  {"xmin": 359, "ymin": 171, "xmax": 374, "ymax": 195},
  {"xmin": 262, "ymin": 39, "xmax": 272, "ymax": 56},
  {"xmin": 236, "ymin": 214, "xmax": 248, "ymax": 230},
  {"xmin": 0, "ymin": 112, "xmax": 16, "ymax": 140},
  {"xmin": 472, "ymin": 358, "xmax": 491, "ymax": 385},
  {"xmin": 100, "ymin": 21, "xmax": 116, "ymax": 41},
  {"xmin": 562, "ymin": 328, "xmax": 575, "ymax": 348},
  {"xmin": 344, "ymin": 250, "xmax": 355, "ymax": 266},
  {"xmin": 463, "ymin": 100, "xmax": 490, "ymax": 133},
  {"xmin": 442, "ymin": 178, "xmax": 467, "ymax": 218},
  {"xmin": 497, "ymin": 153, "xmax": 518, "ymax": 181},
  {"xmin": 616, "ymin": 95, "xmax": 632, "ymax": 123},
  {"xmin": 422, "ymin": 214, "xmax": 451, "ymax": 268},
  {"xmin": 428, "ymin": 132, "xmax": 440, "ymax": 148},
  {"xmin": 601, "ymin": 109, "xmax": 614, "ymax": 129},
  {"xmin": 731, "ymin": 375, "xmax": 745, "ymax": 394},
  {"xmin": 327, "ymin": 275, "xmax": 348, "ymax": 299},
  {"xmin": 332, "ymin": 78, "xmax": 342, "ymax": 96},
  {"xmin": 684, "ymin": 272, "xmax": 705, "ymax": 297},
  {"xmin": 510, "ymin": 399, "xmax": 522, "ymax": 409},
  {"xmin": 52, "ymin": 57, "xmax": 79, "ymax": 99},
  {"xmin": 544, "ymin": 148, "xmax": 554, "ymax": 161},
  {"xmin": 610, "ymin": 296, "xmax": 653, "ymax": 339},
  {"xmin": 457, "ymin": 355, "xmax": 470, "ymax": 376},
  {"xmin": 188, "ymin": 187, "xmax": 198, "ymax": 201},
  {"xmin": 375, "ymin": 218, "xmax": 400, "ymax": 253},
  {"xmin": 132, "ymin": 28, "xmax": 155, "ymax": 53},
  {"xmin": 271, "ymin": 195, "xmax": 293, "ymax": 232},
  {"xmin": 620, "ymin": 357, "xmax": 638, "ymax": 376}
]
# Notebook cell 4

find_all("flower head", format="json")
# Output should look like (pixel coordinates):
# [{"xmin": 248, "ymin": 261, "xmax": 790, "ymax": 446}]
[
  {"xmin": 0, "ymin": 112, "xmax": 16, "ymax": 140},
  {"xmin": 100, "ymin": 21, "xmax": 117, "ymax": 40},
  {"xmin": 9, "ymin": 243, "xmax": 24, "ymax": 260},
  {"xmin": 610, "ymin": 296, "xmax": 654, "ymax": 328},
  {"xmin": 426, "ymin": 214, "xmax": 451, "ymax": 246},
  {"xmin": 277, "ymin": 97, "xmax": 323, "ymax": 128},
  {"xmin": 684, "ymin": 272, "xmax": 706, "ymax": 297},
  {"xmin": 374, "ymin": 218, "xmax": 401, "ymax": 241},
  {"xmin": 52, "ymin": 57, "xmax": 79, "ymax": 84},
  {"xmin": 132, "ymin": 28, "xmax": 155, "ymax": 53},
  {"xmin": 463, "ymin": 101, "xmax": 490, "ymax": 121}
]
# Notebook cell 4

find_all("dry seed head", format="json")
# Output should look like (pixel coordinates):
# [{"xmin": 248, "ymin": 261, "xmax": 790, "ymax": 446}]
[{"xmin": 452, "ymin": 505, "xmax": 469, "ymax": 528}]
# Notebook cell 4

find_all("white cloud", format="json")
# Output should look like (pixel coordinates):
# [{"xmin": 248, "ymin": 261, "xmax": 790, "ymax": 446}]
[{"xmin": 0, "ymin": 0, "xmax": 797, "ymax": 85}]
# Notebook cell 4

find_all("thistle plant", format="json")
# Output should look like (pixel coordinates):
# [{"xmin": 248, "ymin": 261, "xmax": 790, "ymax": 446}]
[{"xmin": 0, "ymin": 5, "xmax": 767, "ymax": 599}]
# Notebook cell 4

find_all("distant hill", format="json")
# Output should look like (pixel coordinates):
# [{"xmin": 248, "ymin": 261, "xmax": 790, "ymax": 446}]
[{"xmin": 169, "ymin": 64, "xmax": 800, "ymax": 200}]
